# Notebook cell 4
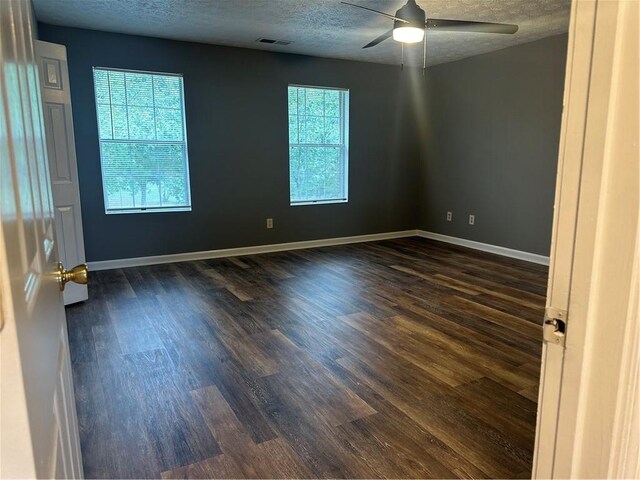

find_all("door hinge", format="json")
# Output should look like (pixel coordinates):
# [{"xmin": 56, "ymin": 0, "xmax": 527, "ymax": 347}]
[{"xmin": 544, "ymin": 306, "xmax": 567, "ymax": 347}]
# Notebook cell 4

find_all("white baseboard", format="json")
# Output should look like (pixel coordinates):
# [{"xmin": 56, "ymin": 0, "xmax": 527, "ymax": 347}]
[
  {"xmin": 88, "ymin": 230, "xmax": 419, "ymax": 271},
  {"xmin": 416, "ymin": 230, "xmax": 550, "ymax": 266},
  {"xmin": 88, "ymin": 229, "xmax": 549, "ymax": 271}
]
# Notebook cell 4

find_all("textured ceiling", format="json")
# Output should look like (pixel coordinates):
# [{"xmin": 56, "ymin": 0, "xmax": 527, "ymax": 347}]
[{"xmin": 33, "ymin": 0, "xmax": 571, "ymax": 67}]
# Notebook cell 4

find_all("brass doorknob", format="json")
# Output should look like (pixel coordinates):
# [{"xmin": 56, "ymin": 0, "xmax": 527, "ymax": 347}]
[{"xmin": 56, "ymin": 262, "xmax": 89, "ymax": 291}]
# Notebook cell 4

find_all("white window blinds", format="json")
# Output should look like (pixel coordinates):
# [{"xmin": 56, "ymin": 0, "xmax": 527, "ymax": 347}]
[{"xmin": 93, "ymin": 68, "xmax": 191, "ymax": 213}]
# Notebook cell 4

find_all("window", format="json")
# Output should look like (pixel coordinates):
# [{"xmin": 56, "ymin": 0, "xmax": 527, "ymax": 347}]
[
  {"xmin": 288, "ymin": 85, "xmax": 349, "ymax": 205},
  {"xmin": 93, "ymin": 67, "xmax": 191, "ymax": 214}
]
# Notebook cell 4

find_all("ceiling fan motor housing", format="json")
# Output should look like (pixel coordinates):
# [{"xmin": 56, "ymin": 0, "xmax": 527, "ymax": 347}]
[{"xmin": 394, "ymin": 0, "xmax": 426, "ymax": 30}]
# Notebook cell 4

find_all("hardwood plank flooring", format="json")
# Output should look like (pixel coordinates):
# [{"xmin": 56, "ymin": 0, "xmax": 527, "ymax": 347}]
[{"xmin": 66, "ymin": 237, "xmax": 547, "ymax": 479}]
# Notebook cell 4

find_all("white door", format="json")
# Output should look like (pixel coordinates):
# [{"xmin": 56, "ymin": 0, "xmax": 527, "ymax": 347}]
[
  {"xmin": 0, "ymin": 0, "xmax": 83, "ymax": 478},
  {"xmin": 534, "ymin": 0, "xmax": 639, "ymax": 477},
  {"xmin": 35, "ymin": 40, "xmax": 88, "ymax": 306}
]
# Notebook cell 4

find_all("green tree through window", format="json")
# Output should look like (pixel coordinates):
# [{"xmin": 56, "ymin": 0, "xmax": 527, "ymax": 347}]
[
  {"xmin": 288, "ymin": 85, "xmax": 349, "ymax": 204},
  {"xmin": 93, "ymin": 68, "xmax": 191, "ymax": 213}
]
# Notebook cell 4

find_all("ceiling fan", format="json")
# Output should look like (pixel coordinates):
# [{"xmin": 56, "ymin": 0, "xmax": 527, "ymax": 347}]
[{"xmin": 342, "ymin": 0, "xmax": 518, "ymax": 71}]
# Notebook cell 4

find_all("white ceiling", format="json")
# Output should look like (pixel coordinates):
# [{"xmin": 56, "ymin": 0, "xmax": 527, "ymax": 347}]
[{"xmin": 33, "ymin": 0, "xmax": 571, "ymax": 67}]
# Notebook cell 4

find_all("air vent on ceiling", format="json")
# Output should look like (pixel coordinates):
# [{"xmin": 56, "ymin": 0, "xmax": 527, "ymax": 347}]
[{"xmin": 256, "ymin": 38, "xmax": 292, "ymax": 46}]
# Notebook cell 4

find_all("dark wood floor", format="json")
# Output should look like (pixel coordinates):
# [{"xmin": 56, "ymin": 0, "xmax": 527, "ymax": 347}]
[{"xmin": 66, "ymin": 237, "xmax": 548, "ymax": 479}]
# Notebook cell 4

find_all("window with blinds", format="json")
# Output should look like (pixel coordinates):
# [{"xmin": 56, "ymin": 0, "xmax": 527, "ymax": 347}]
[
  {"xmin": 288, "ymin": 85, "xmax": 349, "ymax": 205},
  {"xmin": 93, "ymin": 67, "xmax": 191, "ymax": 214}
]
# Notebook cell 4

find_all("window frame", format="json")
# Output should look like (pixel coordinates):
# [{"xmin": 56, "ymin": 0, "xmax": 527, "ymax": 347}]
[
  {"xmin": 92, "ymin": 66, "xmax": 192, "ymax": 215},
  {"xmin": 287, "ymin": 84, "xmax": 350, "ymax": 206}
]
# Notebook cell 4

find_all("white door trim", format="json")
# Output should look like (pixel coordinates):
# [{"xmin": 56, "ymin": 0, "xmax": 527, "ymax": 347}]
[
  {"xmin": 608, "ymin": 227, "xmax": 639, "ymax": 478},
  {"xmin": 534, "ymin": 0, "xmax": 640, "ymax": 477}
]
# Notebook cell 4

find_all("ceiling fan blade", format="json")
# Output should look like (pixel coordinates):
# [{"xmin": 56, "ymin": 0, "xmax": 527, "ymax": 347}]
[
  {"xmin": 426, "ymin": 18, "xmax": 518, "ymax": 34},
  {"xmin": 341, "ymin": 2, "xmax": 409, "ymax": 23},
  {"xmin": 363, "ymin": 29, "xmax": 393, "ymax": 49}
]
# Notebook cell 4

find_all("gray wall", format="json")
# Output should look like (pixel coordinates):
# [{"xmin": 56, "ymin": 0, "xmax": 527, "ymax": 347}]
[
  {"xmin": 39, "ymin": 25, "xmax": 566, "ymax": 261},
  {"xmin": 38, "ymin": 25, "xmax": 421, "ymax": 262},
  {"xmin": 418, "ymin": 34, "xmax": 567, "ymax": 256}
]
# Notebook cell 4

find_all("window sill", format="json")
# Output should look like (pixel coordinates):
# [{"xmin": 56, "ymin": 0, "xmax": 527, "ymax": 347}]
[
  {"xmin": 290, "ymin": 199, "xmax": 348, "ymax": 206},
  {"xmin": 105, "ymin": 207, "xmax": 192, "ymax": 215}
]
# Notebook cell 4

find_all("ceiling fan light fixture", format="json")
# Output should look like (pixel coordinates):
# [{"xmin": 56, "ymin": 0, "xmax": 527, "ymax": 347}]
[
  {"xmin": 392, "ymin": 0, "xmax": 426, "ymax": 44},
  {"xmin": 392, "ymin": 26, "xmax": 425, "ymax": 43}
]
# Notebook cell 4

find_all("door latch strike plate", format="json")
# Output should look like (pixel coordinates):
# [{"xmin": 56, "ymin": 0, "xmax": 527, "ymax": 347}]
[{"xmin": 544, "ymin": 307, "xmax": 567, "ymax": 347}]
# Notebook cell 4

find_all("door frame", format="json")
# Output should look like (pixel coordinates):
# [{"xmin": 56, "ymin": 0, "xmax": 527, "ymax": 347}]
[{"xmin": 533, "ymin": 0, "xmax": 639, "ymax": 477}]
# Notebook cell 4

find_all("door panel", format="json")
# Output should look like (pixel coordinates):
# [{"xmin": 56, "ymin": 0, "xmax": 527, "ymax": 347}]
[
  {"xmin": 44, "ymin": 103, "xmax": 73, "ymax": 181},
  {"xmin": 0, "ymin": 0, "xmax": 83, "ymax": 478},
  {"xmin": 36, "ymin": 40, "xmax": 88, "ymax": 306},
  {"xmin": 54, "ymin": 323, "xmax": 81, "ymax": 479}
]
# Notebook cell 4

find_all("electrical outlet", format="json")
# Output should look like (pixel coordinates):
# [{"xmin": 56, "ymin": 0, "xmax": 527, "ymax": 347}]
[
  {"xmin": 266, "ymin": 218, "xmax": 273, "ymax": 229},
  {"xmin": 446, "ymin": 211, "xmax": 452, "ymax": 222},
  {"xmin": 469, "ymin": 215, "xmax": 475, "ymax": 225}
]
